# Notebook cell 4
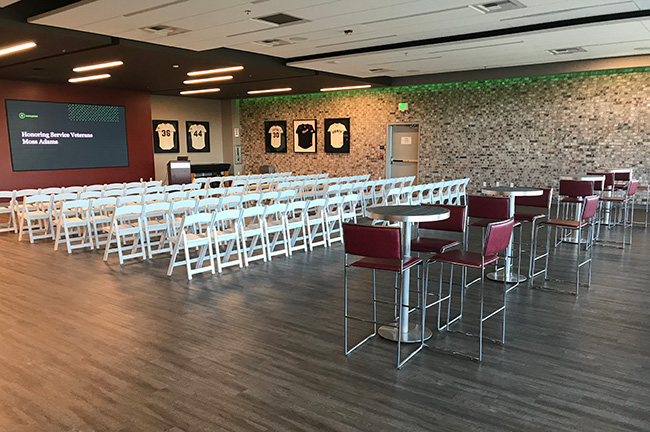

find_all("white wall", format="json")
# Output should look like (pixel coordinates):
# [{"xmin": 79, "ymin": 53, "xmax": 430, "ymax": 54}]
[{"xmin": 150, "ymin": 95, "xmax": 224, "ymax": 181}]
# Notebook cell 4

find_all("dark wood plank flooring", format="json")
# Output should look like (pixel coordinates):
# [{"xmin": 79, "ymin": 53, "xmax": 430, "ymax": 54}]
[{"xmin": 0, "ymin": 219, "xmax": 649, "ymax": 431}]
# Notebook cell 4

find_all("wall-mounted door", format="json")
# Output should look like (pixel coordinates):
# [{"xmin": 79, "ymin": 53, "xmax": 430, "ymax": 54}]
[{"xmin": 387, "ymin": 124, "xmax": 419, "ymax": 181}]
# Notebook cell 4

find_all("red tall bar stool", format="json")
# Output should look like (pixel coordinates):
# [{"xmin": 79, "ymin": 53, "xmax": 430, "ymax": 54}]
[
  {"xmin": 427, "ymin": 218, "xmax": 516, "ymax": 361},
  {"xmin": 514, "ymin": 188, "xmax": 553, "ymax": 282},
  {"xmin": 342, "ymin": 223, "xmax": 426, "ymax": 369},
  {"xmin": 555, "ymin": 180, "xmax": 594, "ymax": 246},
  {"xmin": 467, "ymin": 195, "xmax": 522, "ymax": 290},
  {"xmin": 411, "ymin": 204, "xmax": 466, "ymax": 330},
  {"xmin": 532, "ymin": 195, "xmax": 599, "ymax": 295},
  {"xmin": 599, "ymin": 180, "xmax": 638, "ymax": 247}
]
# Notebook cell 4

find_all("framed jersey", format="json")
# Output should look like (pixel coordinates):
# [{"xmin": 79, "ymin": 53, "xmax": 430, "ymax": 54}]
[
  {"xmin": 293, "ymin": 119, "xmax": 316, "ymax": 153},
  {"xmin": 264, "ymin": 120, "xmax": 287, "ymax": 153},
  {"xmin": 186, "ymin": 121, "xmax": 210, "ymax": 153},
  {"xmin": 324, "ymin": 118, "xmax": 350, "ymax": 153},
  {"xmin": 153, "ymin": 120, "xmax": 179, "ymax": 153}
]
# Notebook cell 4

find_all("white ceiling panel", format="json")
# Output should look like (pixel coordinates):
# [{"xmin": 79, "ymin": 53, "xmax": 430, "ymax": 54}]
[{"xmin": 27, "ymin": 0, "xmax": 650, "ymax": 80}]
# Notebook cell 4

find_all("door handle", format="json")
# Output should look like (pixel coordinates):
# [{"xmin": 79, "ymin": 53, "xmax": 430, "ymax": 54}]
[{"xmin": 391, "ymin": 158, "xmax": 418, "ymax": 164}]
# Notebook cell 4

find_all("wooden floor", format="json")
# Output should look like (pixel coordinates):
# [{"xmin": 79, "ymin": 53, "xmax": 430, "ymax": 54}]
[{"xmin": 0, "ymin": 219, "xmax": 649, "ymax": 432}]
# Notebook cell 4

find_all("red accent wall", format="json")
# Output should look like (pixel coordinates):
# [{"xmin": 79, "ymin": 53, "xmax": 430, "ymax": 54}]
[{"xmin": 0, "ymin": 79, "xmax": 154, "ymax": 190}]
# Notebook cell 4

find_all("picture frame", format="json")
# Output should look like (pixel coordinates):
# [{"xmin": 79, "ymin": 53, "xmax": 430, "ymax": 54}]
[
  {"xmin": 324, "ymin": 118, "xmax": 350, "ymax": 153},
  {"xmin": 186, "ymin": 121, "xmax": 210, "ymax": 153},
  {"xmin": 293, "ymin": 119, "xmax": 317, "ymax": 153},
  {"xmin": 264, "ymin": 120, "xmax": 287, "ymax": 153},
  {"xmin": 152, "ymin": 120, "xmax": 179, "ymax": 153}
]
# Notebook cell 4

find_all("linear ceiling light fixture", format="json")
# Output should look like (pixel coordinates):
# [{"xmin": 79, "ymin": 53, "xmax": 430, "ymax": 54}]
[
  {"xmin": 183, "ymin": 75, "xmax": 233, "ymax": 84},
  {"xmin": 180, "ymin": 88, "xmax": 221, "ymax": 95},
  {"xmin": 187, "ymin": 66, "xmax": 244, "ymax": 76},
  {"xmin": 68, "ymin": 74, "xmax": 111, "ymax": 83},
  {"xmin": 73, "ymin": 60, "xmax": 123, "ymax": 72},
  {"xmin": 247, "ymin": 87, "xmax": 292, "ymax": 95},
  {"xmin": 320, "ymin": 84, "xmax": 371, "ymax": 92},
  {"xmin": 0, "ymin": 41, "xmax": 37, "ymax": 56}
]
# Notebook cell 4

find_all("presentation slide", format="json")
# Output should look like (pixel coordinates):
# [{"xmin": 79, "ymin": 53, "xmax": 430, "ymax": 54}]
[{"xmin": 6, "ymin": 99, "xmax": 129, "ymax": 171}]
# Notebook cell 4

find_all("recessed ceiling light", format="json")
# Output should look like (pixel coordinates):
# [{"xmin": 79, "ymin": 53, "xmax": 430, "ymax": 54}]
[
  {"xmin": 187, "ymin": 66, "xmax": 243, "ymax": 76},
  {"xmin": 247, "ymin": 87, "xmax": 292, "ymax": 95},
  {"xmin": 172, "ymin": 64, "xmax": 180, "ymax": 68},
  {"xmin": 73, "ymin": 60, "xmax": 123, "ymax": 72},
  {"xmin": 68, "ymin": 74, "xmax": 111, "ymax": 83},
  {"xmin": 183, "ymin": 75, "xmax": 233, "ymax": 84},
  {"xmin": 180, "ymin": 88, "xmax": 221, "ymax": 95},
  {"xmin": 320, "ymin": 84, "xmax": 371, "ymax": 92},
  {"xmin": 0, "ymin": 41, "xmax": 37, "ymax": 56}
]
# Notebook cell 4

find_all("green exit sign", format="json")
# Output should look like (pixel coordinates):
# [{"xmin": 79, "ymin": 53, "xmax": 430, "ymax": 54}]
[{"xmin": 398, "ymin": 102, "xmax": 409, "ymax": 112}]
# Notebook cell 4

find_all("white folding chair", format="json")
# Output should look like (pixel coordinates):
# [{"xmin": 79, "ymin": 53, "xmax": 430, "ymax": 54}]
[
  {"xmin": 324, "ymin": 196, "xmax": 344, "ymax": 246},
  {"xmin": 263, "ymin": 203, "xmax": 290, "ymax": 260},
  {"xmin": 40, "ymin": 187, "xmax": 62, "ymax": 195},
  {"xmin": 207, "ymin": 187, "xmax": 227, "ymax": 198},
  {"xmin": 143, "ymin": 193, "xmax": 166, "ymax": 204},
  {"xmin": 241, "ymin": 193, "xmax": 261, "ymax": 208},
  {"xmin": 79, "ymin": 191, "xmax": 102, "ymax": 200},
  {"xmin": 124, "ymin": 187, "xmax": 145, "ymax": 196},
  {"xmin": 102, "ymin": 189, "xmax": 124, "ymax": 198},
  {"xmin": 164, "ymin": 185, "xmax": 183, "ymax": 193},
  {"xmin": 48, "ymin": 193, "xmax": 79, "ymax": 239},
  {"xmin": 341, "ymin": 193, "xmax": 359, "ymax": 224},
  {"xmin": 117, "ymin": 196, "xmax": 143, "ymax": 206},
  {"xmin": 142, "ymin": 202, "xmax": 172, "ymax": 259},
  {"xmin": 103, "ymin": 204, "xmax": 145, "ymax": 265},
  {"xmin": 85, "ymin": 184, "xmax": 105, "ymax": 192},
  {"xmin": 18, "ymin": 195, "xmax": 54, "ymax": 242},
  {"xmin": 239, "ymin": 206, "xmax": 267, "ymax": 266},
  {"xmin": 220, "ymin": 195, "xmax": 242, "ymax": 211},
  {"xmin": 0, "ymin": 191, "xmax": 16, "ymax": 233},
  {"xmin": 166, "ymin": 191, "xmax": 187, "ymax": 202},
  {"xmin": 278, "ymin": 189, "xmax": 297, "ymax": 203},
  {"xmin": 196, "ymin": 197, "xmax": 221, "ymax": 214},
  {"xmin": 260, "ymin": 191, "xmax": 280, "ymax": 206},
  {"xmin": 62, "ymin": 186, "xmax": 84, "ymax": 194},
  {"xmin": 90, "ymin": 197, "xmax": 117, "ymax": 247},
  {"xmin": 145, "ymin": 180, "xmax": 163, "ymax": 189},
  {"xmin": 125, "ymin": 181, "xmax": 143, "ymax": 189},
  {"xmin": 104, "ymin": 183, "xmax": 124, "ymax": 191},
  {"xmin": 168, "ymin": 199, "xmax": 197, "ymax": 236},
  {"xmin": 212, "ymin": 209, "xmax": 243, "ymax": 273},
  {"xmin": 183, "ymin": 183, "xmax": 201, "ymax": 191},
  {"xmin": 305, "ymin": 199, "xmax": 328, "ymax": 250},
  {"xmin": 285, "ymin": 201, "xmax": 308, "ymax": 255},
  {"xmin": 145, "ymin": 185, "xmax": 164, "ymax": 194},
  {"xmin": 187, "ymin": 189, "xmax": 207, "ymax": 200},
  {"xmin": 54, "ymin": 199, "xmax": 94, "ymax": 253}
]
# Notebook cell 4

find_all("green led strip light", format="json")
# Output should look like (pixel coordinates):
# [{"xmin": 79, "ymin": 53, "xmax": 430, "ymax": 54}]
[{"xmin": 242, "ymin": 66, "xmax": 650, "ymax": 102}]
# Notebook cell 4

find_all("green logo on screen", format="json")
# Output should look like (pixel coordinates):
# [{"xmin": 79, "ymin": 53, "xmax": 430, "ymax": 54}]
[{"xmin": 18, "ymin": 112, "xmax": 38, "ymax": 119}]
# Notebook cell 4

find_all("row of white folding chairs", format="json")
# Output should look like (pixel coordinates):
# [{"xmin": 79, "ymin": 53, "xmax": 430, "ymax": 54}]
[
  {"xmin": 99, "ymin": 194, "xmax": 359, "ymax": 279},
  {"xmin": 380, "ymin": 178, "xmax": 469, "ymax": 207}
]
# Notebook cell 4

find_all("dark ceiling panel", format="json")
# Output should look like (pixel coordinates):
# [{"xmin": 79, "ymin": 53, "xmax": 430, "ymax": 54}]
[{"xmin": 0, "ymin": 3, "xmax": 381, "ymax": 99}]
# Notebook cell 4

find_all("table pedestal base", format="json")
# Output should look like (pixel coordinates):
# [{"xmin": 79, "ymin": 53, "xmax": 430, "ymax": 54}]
[
  {"xmin": 487, "ymin": 271, "xmax": 527, "ymax": 283},
  {"xmin": 378, "ymin": 324, "xmax": 433, "ymax": 343}
]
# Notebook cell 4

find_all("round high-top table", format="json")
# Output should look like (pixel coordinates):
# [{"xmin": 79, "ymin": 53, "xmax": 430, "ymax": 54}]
[
  {"xmin": 481, "ymin": 186, "xmax": 543, "ymax": 283},
  {"xmin": 366, "ymin": 205, "xmax": 450, "ymax": 343},
  {"xmin": 559, "ymin": 175, "xmax": 605, "ymax": 241}
]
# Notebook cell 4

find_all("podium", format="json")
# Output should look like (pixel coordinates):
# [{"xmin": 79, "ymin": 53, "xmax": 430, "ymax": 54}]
[{"xmin": 167, "ymin": 160, "xmax": 191, "ymax": 184}]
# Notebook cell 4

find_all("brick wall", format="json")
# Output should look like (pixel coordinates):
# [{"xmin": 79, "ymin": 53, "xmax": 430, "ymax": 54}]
[{"xmin": 240, "ymin": 69, "xmax": 650, "ymax": 190}]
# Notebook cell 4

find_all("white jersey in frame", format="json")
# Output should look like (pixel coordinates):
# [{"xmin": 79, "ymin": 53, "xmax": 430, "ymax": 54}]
[
  {"xmin": 155, "ymin": 123, "xmax": 176, "ymax": 150},
  {"xmin": 327, "ymin": 122, "xmax": 347, "ymax": 149},
  {"xmin": 268, "ymin": 125, "xmax": 284, "ymax": 148},
  {"xmin": 188, "ymin": 123, "xmax": 207, "ymax": 150}
]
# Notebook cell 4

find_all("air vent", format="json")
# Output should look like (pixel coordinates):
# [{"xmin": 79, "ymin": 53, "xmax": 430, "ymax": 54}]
[
  {"xmin": 369, "ymin": 68, "xmax": 392, "ymax": 73},
  {"xmin": 252, "ymin": 13, "xmax": 305, "ymax": 26},
  {"xmin": 469, "ymin": 0, "xmax": 525, "ymax": 14},
  {"xmin": 253, "ymin": 39, "xmax": 293, "ymax": 48},
  {"xmin": 547, "ymin": 47, "xmax": 587, "ymax": 55},
  {"xmin": 140, "ymin": 24, "xmax": 189, "ymax": 37}
]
